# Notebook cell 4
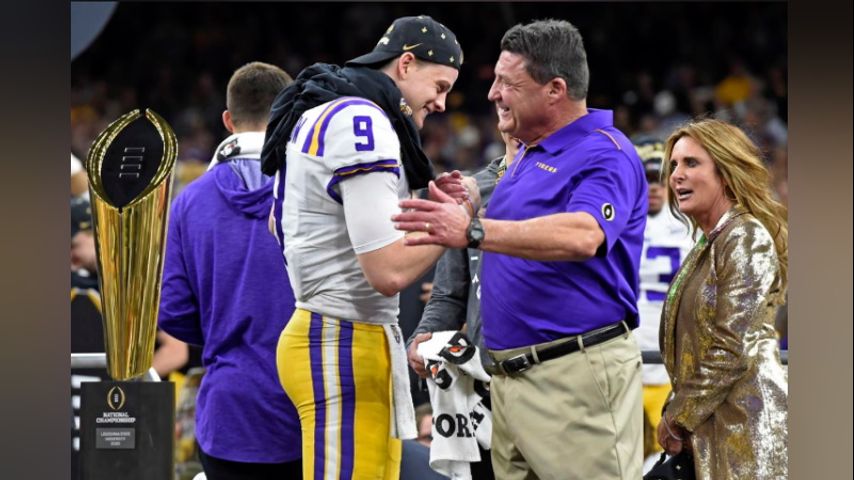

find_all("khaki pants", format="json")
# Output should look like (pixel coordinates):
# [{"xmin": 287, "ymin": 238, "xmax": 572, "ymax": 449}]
[{"xmin": 489, "ymin": 332, "xmax": 643, "ymax": 480}]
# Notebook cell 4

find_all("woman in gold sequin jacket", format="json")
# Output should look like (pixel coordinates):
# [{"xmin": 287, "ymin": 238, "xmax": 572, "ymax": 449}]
[{"xmin": 655, "ymin": 118, "xmax": 788, "ymax": 480}]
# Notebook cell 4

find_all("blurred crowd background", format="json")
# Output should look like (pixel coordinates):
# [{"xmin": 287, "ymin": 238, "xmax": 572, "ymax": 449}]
[{"xmin": 71, "ymin": 2, "xmax": 788, "ymax": 205}]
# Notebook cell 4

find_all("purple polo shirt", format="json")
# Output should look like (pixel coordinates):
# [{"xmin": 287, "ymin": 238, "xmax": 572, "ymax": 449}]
[{"xmin": 481, "ymin": 109, "xmax": 647, "ymax": 350}]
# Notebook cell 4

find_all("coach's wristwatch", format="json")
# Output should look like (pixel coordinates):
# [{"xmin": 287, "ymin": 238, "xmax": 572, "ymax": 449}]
[{"xmin": 466, "ymin": 217, "xmax": 485, "ymax": 249}]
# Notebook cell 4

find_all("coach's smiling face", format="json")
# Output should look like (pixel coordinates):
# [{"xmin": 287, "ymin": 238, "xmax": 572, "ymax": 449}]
[
  {"xmin": 488, "ymin": 51, "xmax": 555, "ymax": 145},
  {"xmin": 393, "ymin": 53, "xmax": 458, "ymax": 129}
]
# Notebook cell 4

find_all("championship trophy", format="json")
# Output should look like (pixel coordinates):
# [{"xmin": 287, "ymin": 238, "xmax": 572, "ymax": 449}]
[{"xmin": 78, "ymin": 109, "xmax": 177, "ymax": 479}]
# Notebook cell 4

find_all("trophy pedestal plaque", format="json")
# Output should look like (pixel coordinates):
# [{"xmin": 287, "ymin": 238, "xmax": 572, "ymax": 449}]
[{"xmin": 79, "ymin": 381, "xmax": 175, "ymax": 480}]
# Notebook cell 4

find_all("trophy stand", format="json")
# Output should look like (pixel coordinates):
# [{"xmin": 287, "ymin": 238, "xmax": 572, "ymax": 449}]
[
  {"xmin": 74, "ymin": 354, "xmax": 174, "ymax": 479},
  {"xmin": 76, "ymin": 109, "xmax": 178, "ymax": 480}
]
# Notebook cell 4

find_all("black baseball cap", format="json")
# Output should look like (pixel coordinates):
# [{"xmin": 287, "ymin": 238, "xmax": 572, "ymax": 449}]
[
  {"xmin": 346, "ymin": 15, "xmax": 463, "ymax": 70},
  {"xmin": 71, "ymin": 197, "xmax": 93, "ymax": 238}
]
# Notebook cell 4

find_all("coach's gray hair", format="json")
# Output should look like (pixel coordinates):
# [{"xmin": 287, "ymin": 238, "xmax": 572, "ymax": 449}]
[{"xmin": 500, "ymin": 19, "xmax": 589, "ymax": 101}]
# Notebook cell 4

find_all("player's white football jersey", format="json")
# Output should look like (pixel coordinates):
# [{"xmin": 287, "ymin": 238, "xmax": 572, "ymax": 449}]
[
  {"xmin": 636, "ymin": 209, "xmax": 694, "ymax": 383},
  {"xmin": 273, "ymin": 96, "xmax": 409, "ymax": 324}
]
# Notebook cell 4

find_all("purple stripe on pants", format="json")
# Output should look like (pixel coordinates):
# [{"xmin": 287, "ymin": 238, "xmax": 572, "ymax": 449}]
[
  {"xmin": 337, "ymin": 322, "xmax": 355, "ymax": 479},
  {"xmin": 309, "ymin": 313, "xmax": 325, "ymax": 480}
]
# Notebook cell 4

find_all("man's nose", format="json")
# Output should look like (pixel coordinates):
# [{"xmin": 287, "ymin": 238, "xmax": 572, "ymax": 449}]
[
  {"xmin": 433, "ymin": 94, "xmax": 447, "ymax": 113},
  {"xmin": 487, "ymin": 81, "xmax": 499, "ymax": 102}
]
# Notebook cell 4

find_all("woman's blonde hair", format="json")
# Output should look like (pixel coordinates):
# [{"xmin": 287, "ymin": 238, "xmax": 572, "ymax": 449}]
[{"xmin": 662, "ymin": 118, "xmax": 788, "ymax": 294}]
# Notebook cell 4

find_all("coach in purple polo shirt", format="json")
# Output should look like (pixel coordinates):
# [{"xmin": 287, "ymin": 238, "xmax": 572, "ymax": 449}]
[{"xmin": 395, "ymin": 19, "xmax": 646, "ymax": 479}]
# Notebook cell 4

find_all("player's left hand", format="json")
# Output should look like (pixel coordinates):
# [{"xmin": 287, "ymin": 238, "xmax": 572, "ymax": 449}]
[
  {"xmin": 434, "ymin": 170, "xmax": 481, "ymax": 215},
  {"xmin": 433, "ymin": 170, "xmax": 467, "ymax": 203},
  {"xmin": 394, "ymin": 181, "xmax": 470, "ymax": 248}
]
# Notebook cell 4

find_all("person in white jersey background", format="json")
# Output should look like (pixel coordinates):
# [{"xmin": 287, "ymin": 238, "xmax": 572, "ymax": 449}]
[{"xmin": 632, "ymin": 136, "xmax": 694, "ymax": 469}]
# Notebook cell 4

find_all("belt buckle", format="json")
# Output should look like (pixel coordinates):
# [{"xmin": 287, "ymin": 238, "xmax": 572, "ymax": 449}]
[{"xmin": 501, "ymin": 354, "xmax": 532, "ymax": 374}]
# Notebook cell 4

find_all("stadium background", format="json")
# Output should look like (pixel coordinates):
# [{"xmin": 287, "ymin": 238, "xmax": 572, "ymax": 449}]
[{"xmin": 71, "ymin": 2, "xmax": 788, "ymax": 202}]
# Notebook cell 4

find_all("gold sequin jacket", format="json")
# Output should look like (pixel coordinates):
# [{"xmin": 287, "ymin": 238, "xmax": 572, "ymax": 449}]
[{"xmin": 661, "ymin": 206, "xmax": 788, "ymax": 480}]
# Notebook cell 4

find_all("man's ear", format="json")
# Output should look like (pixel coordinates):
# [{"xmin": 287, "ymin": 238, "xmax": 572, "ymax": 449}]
[
  {"xmin": 397, "ymin": 52, "xmax": 417, "ymax": 79},
  {"xmin": 222, "ymin": 110, "xmax": 235, "ymax": 133},
  {"xmin": 547, "ymin": 77, "xmax": 568, "ymax": 102}
]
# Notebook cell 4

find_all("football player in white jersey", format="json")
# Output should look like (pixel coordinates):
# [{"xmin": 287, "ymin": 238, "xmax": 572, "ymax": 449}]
[
  {"xmin": 260, "ymin": 16, "xmax": 475, "ymax": 480},
  {"xmin": 633, "ymin": 137, "xmax": 695, "ymax": 467}
]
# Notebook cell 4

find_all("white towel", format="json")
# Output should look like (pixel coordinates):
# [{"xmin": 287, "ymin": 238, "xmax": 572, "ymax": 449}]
[
  {"xmin": 384, "ymin": 324, "xmax": 417, "ymax": 439},
  {"xmin": 417, "ymin": 331, "xmax": 493, "ymax": 480},
  {"xmin": 207, "ymin": 131, "xmax": 265, "ymax": 169}
]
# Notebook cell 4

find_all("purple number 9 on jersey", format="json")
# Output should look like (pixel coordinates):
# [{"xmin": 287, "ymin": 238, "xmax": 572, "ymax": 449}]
[{"xmin": 353, "ymin": 116, "xmax": 375, "ymax": 152}]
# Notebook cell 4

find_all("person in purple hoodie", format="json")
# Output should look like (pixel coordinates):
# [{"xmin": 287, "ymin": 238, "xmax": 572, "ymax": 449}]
[{"xmin": 158, "ymin": 62, "xmax": 301, "ymax": 479}]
